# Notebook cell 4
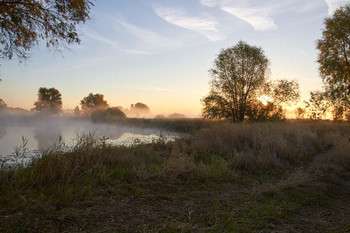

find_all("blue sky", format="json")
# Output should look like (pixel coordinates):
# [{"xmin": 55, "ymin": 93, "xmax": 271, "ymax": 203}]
[{"xmin": 1, "ymin": 0, "xmax": 350, "ymax": 116}]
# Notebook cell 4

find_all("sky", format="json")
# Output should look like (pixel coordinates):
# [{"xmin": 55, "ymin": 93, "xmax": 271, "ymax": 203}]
[{"xmin": 1, "ymin": 0, "xmax": 350, "ymax": 117}]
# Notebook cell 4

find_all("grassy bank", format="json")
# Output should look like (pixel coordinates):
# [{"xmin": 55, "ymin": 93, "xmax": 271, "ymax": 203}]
[
  {"xmin": 1, "ymin": 120, "xmax": 349, "ymax": 232},
  {"xmin": 91, "ymin": 117, "xmax": 218, "ymax": 134}
]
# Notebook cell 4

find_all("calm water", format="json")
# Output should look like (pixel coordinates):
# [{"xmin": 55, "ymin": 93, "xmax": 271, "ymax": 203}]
[{"xmin": 0, "ymin": 117, "xmax": 180, "ymax": 165}]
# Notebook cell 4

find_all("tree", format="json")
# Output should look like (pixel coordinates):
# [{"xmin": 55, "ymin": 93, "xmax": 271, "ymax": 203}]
[
  {"xmin": 202, "ymin": 41, "xmax": 270, "ymax": 122},
  {"xmin": 245, "ymin": 80, "xmax": 300, "ymax": 121},
  {"xmin": 168, "ymin": 113, "xmax": 186, "ymax": 119},
  {"xmin": 294, "ymin": 107, "xmax": 306, "ymax": 119},
  {"xmin": 271, "ymin": 79, "xmax": 300, "ymax": 106},
  {"xmin": 316, "ymin": 4, "xmax": 350, "ymax": 120},
  {"xmin": 131, "ymin": 102, "xmax": 150, "ymax": 111},
  {"xmin": 104, "ymin": 107, "xmax": 126, "ymax": 119},
  {"xmin": 305, "ymin": 91, "xmax": 329, "ymax": 120},
  {"xmin": 33, "ymin": 87, "xmax": 62, "ymax": 114},
  {"xmin": 74, "ymin": 105, "xmax": 80, "ymax": 116},
  {"xmin": 90, "ymin": 107, "xmax": 126, "ymax": 122},
  {"xmin": 154, "ymin": 114, "xmax": 166, "ymax": 119},
  {"xmin": 129, "ymin": 102, "xmax": 151, "ymax": 118},
  {"xmin": 0, "ymin": 98, "xmax": 7, "ymax": 109},
  {"xmin": 0, "ymin": 0, "xmax": 93, "ymax": 61},
  {"xmin": 80, "ymin": 93, "xmax": 108, "ymax": 112}
]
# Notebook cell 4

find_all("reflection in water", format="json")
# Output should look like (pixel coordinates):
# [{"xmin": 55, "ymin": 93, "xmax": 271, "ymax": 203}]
[
  {"xmin": 0, "ymin": 117, "xmax": 181, "ymax": 158},
  {"xmin": 0, "ymin": 126, "xmax": 6, "ymax": 140},
  {"xmin": 33, "ymin": 123, "xmax": 62, "ymax": 152},
  {"xmin": 72, "ymin": 123, "xmax": 125, "ymax": 141}
]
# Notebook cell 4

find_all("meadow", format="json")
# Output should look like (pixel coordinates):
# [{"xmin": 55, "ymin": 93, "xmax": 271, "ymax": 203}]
[{"xmin": 0, "ymin": 119, "xmax": 349, "ymax": 232}]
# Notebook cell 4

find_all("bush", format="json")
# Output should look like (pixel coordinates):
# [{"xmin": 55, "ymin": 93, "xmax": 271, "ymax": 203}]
[{"xmin": 90, "ymin": 107, "xmax": 126, "ymax": 122}]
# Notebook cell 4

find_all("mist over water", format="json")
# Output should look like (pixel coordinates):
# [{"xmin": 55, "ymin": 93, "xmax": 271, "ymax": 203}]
[{"xmin": 0, "ymin": 113, "xmax": 180, "ymax": 163}]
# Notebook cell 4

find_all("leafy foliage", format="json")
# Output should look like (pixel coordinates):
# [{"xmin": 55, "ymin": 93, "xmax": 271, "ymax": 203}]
[
  {"xmin": 246, "ymin": 101, "xmax": 284, "ymax": 122},
  {"xmin": 272, "ymin": 79, "xmax": 300, "ymax": 106},
  {"xmin": 245, "ymin": 80, "xmax": 299, "ymax": 121},
  {"xmin": 305, "ymin": 91, "xmax": 329, "ymax": 120},
  {"xmin": 90, "ymin": 107, "xmax": 126, "ymax": 122},
  {"xmin": 202, "ymin": 91, "xmax": 231, "ymax": 119},
  {"xmin": 316, "ymin": 4, "xmax": 350, "ymax": 120},
  {"xmin": 202, "ymin": 41, "xmax": 270, "ymax": 122},
  {"xmin": 131, "ymin": 102, "xmax": 150, "ymax": 111},
  {"xmin": 129, "ymin": 102, "xmax": 152, "ymax": 118},
  {"xmin": 294, "ymin": 107, "xmax": 306, "ymax": 119},
  {"xmin": 202, "ymin": 42, "xmax": 300, "ymax": 122},
  {"xmin": 80, "ymin": 93, "xmax": 108, "ymax": 112},
  {"xmin": 32, "ymin": 87, "xmax": 62, "ymax": 114},
  {"xmin": 0, "ymin": 0, "xmax": 93, "ymax": 61}
]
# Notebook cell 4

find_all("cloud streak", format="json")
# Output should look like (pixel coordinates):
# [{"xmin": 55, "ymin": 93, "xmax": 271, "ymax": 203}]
[
  {"xmin": 199, "ymin": 0, "xmax": 217, "ymax": 7},
  {"xmin": 83, "ymin": 30, "xmax": 149, "ymax": 54},
  {"xmin": 154, "ymin": 6, "xmax": 225, "ymax": 41},
  {"xmin": 199, "ymin": 0, "xmax": 277, "ymax": 31},
  {"xmin": 298, "ymin": 50, "xmax": 312, "ymax": 59},
  {"xmin": 222, "ymin": 7, "xmax": 277, "ymax": 31},
  {"xmin": 114, "ymin": 18, "xmax": 181, "ymax": 51}
]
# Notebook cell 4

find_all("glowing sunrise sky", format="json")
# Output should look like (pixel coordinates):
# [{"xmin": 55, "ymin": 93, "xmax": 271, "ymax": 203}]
[{"xmin": 1, "ymin": 0, "xmax": 350, "ymax": 117}]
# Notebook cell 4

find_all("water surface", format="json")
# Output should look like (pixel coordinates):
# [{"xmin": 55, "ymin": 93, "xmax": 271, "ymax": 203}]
[{"xmin": 0, "ymin": 116, "xmax": 179, "ymax": 165}]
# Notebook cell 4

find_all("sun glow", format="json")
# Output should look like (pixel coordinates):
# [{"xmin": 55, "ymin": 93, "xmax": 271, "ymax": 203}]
[{"xmin": 257, "ymin": 96, "xmax": 273, "ymax": 105}]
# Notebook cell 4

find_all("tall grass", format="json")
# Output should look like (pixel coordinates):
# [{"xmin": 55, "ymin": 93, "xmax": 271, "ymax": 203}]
[
  {"xmin": 2, "ymin": 121, "xmax": 349, "ymax": 198},
  {"xmin": 1, "ymin": 120, "xmax": 349, "ymax": 232}
]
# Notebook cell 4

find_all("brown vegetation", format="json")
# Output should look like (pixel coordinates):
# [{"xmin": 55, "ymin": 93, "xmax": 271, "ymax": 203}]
[{"xmin": 0, "ymin": 120, "xmax": 349, "ymax": 232}]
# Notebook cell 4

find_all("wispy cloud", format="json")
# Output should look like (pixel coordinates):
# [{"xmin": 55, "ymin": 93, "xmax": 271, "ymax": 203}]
[
  {"xmin": 199, "ymin": 0, "xmax": 277, "ymax": 31},
  {"xmin": 199, "ymin": 0, "xmax": 217, "ymax": 7},
  {"xmin": 114, "ymin": 18, "xmax": 181, "ymax": 51},
  {"xmin": 83, "ymin": 30, "xmax": 149, "ymax": 55},
  {"xmin": 83, "ymin": 30, "xmax": 120, "ymax": 49},
  {"xmin": 298, "ymin": 50, "xmax": 312, "ymax": 59},
  {"xmin": 221, "ymin": 7, "xmax": 277, "ymax": 31},
  {"xmin": 154, "ymin": 6, "xmax": 225, "ymax": 41},
  {"xmin": 324, "ymin": 0, "xmax": 350, "ymax": 15}
]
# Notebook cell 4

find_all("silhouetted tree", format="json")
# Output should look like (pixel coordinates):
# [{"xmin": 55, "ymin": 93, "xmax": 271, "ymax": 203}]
[
  {"xmin": 104, "ymin": 107, "xmax": 126, "ymax": 119},
  {"xmin": 131, "ymin": 102, "xmax": 150, "ymax": 111},
  {"xmin": 245, "ymin": 80, "xmax": 300, "ymax": 121},
  {"xmin": 305, "ymin": 91, "xmax": 329, "ymax": 120},
  {"xmin": 154, "ymin": 114, "xmax": 166, "ymax": 119},
  {"xmin": 33, "ymin": 87, "xmax": 62, "ymax": 114},
  {"xmin": 80, "ymin": 93, "xmax": 108, "ymax": 112},
  {"xmin": 0, "ymin": 98, "xmax": 7, "ymax": 109},
  {"xmin": 316, "ymin": 4, "xmax": 350, "ymax": 120},
  {"xmin": 271, "ymin": 80, "xmax": 300, "ymax": 106},
  {"xmin": 168, "ymin": 113, "xmax": 186, "ymax": 119},
  {"xmin": 294, "ymin": 107, "xmax": 306, "ymax": 119},
  {"xmin": 0, "ymin": 0, "xmax": 93, "ymax": 61},
  {"xmin": 202, "ymin": 41, "xmax": 269, "ymax": 122},
  {"xmin": 74, "ymin": 106, "xmax": 80, "ymax": 116},
  {"xmin": 130, "ymin": 102, "xmax": 151, "ymax": 117},
  {"xmin": 90, "ymin": 107, "xmax": 126, "ymax": 122}
]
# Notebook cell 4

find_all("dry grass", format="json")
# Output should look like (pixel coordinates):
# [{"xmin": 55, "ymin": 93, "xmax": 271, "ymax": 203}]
[{"xmin": 0, "ymin": 120, "xmax": 349, "ymax": 232}]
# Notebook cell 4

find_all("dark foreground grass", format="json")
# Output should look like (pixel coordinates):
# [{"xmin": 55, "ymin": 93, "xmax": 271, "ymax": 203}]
[{"xmin": 1, "ymin": 120, "xmax": 350, "ymax": 232}]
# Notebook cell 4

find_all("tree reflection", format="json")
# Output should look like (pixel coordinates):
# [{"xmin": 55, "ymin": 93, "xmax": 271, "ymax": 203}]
[
  {"xmin": 0, "ymin": 126, "xmax": 6, "ymax": 140},
  {"xmin": 33, "ymin": 123, "xmax": 62, "ymax": 152}
]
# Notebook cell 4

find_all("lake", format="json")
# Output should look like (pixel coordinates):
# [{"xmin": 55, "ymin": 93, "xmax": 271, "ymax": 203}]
[{"xmin": 0, "ymin": 116, "xmax": 180, "ymax": 165}]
